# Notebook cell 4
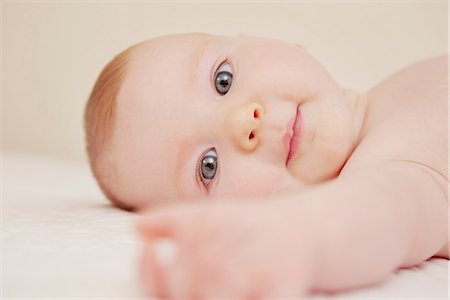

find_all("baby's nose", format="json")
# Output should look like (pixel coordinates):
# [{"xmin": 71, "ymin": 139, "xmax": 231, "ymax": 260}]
[{"xmin": 227, "ymin": 102, "xmax": 265, "ymax": 152}]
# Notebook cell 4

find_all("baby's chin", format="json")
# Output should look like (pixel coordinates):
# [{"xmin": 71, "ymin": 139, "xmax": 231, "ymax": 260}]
[
  {"xmin": 288, "ymin": 156, "xmax": 344, "ymax": 185},
  {"xmin": 287, "ymin": 132, "xmax": 353, "ymax": 184}
]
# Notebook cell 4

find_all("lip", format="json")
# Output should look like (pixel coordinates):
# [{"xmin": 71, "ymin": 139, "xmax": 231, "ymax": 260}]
[{"xmin": 284, "ymin": 105, "xmax": 301, "ymax": 165}]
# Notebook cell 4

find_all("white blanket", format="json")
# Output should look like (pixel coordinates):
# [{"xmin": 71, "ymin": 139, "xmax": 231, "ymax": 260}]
[{"xmin": 3, "ymin": 153, "xmax": 448, "ymax": 298}]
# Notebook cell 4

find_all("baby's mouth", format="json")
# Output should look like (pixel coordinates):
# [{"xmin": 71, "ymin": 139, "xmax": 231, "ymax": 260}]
[{"xmin": 284, "ymin": 105, "xmax": 301, "ymax": 166}]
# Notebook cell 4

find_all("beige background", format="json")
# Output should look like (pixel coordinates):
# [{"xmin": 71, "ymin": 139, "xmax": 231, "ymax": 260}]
[{"xmin": 2, "ymin": 1, "xmax": 447, "ymax": 162}]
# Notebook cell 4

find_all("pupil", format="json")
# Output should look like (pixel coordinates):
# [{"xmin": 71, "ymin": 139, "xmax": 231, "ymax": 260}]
[
  {"xmin": 219, "ymin": 78, "xmax": 228, "ymax": 87},
  {"xmin": 205, "ymin": 162, "xmax": 214, "ymax": 171}
]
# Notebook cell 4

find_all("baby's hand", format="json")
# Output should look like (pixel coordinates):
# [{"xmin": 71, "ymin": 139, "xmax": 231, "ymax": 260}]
[{"xmin": 137, "ymin": 200, "xmax": 318, "ymax": 299}]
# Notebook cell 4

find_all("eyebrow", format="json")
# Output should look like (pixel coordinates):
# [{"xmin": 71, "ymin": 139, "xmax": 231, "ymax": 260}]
[
  {"xmin": 174, "ymin": 137, "xmax": 201, "ymax": 197},
  {"xmin": 189, "ymin": 39, "xmax": 213, "ymax": 86}
]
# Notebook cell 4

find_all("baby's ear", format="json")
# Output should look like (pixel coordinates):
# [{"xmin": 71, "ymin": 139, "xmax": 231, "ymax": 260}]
[{"xmin": 295, "ymin": 43, "xmax": 308, "ymax": 52}]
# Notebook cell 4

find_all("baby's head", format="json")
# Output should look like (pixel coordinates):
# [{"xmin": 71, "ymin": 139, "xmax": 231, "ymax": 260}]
[{"xmin": 85, "ymin": 33, "xmax": 358, "ymax": 211}]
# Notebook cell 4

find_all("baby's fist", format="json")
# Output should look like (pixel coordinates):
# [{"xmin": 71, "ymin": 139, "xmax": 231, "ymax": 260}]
[{"xmin": 137, "ymin": 200, "xmax": 317, "ymax": 299}]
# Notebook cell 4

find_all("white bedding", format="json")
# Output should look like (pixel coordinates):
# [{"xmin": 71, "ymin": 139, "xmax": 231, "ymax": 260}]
[{"xmin": 2, "ymin": 153, "xmax": 448, "ymax": 298}]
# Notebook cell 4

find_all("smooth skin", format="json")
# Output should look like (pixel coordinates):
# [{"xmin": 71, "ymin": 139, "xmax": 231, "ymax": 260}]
[{"xmin": 109, "ymin": 34, "xmax": 448, "ymax": 298}]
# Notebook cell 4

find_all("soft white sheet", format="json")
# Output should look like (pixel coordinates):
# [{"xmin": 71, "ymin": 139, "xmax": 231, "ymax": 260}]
[{"xmin": 3, "ymin": 153, "xmax": 448, "ymax": 298}]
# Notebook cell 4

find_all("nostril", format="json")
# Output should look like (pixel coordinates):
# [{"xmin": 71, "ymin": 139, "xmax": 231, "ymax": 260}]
[
  {"xmin": 254, "ymin": 109, "xmax": 259, "ymax": 119},
  {"xmin": 249, "ymin": 131, "xmax": 255, "ymax": 140}
]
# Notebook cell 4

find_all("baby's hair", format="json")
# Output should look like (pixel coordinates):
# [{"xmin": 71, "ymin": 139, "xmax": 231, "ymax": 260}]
[{"xmin": 84, "ymin": 44, "xmax": 138, "ymax": 211}]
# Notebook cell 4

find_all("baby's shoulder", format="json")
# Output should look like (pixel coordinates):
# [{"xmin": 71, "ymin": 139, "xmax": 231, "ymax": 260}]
[
  {"xmin": 362, "ymin": 55, "xmax": 447, "ymax": 141},
  {"xmin": 343, "ymin": 55, "xmax": 448, "ymax": 180},
  {"xmin": 368, "ymin": 55, "xmax": 447, "ymax": 111}
]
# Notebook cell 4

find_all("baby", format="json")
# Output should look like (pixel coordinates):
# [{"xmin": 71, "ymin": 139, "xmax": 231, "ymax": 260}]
[{"xmin": 85, "ymin": 33, "xmax": 448, "ymax": 298}]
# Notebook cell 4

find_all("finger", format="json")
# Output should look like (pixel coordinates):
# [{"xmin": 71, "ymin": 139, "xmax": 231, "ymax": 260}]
[
  {"xmin": 153, "ymin": 238, "xmax": 191, "ymax": 300},
  {"xmin": 137, "ymin": 216, "xmax": 175, "ymax": 240},
  {"xmin": 137, "ymin": 204, "xmax": 204, "ymax": 239},
  {"xmin": 136, "ymin": 207, "xmax": 185, "ymax": 240},
  {"xmin": 140, "ymin": 242, "xmax": 169, "ymax": 299},
  {"xmin": 141, "ymin": 238, "xmax": 184, "ymax": 299},
  {"xmin": 137, "ymin": 205, "xmax": 209, "ymax": 299}
]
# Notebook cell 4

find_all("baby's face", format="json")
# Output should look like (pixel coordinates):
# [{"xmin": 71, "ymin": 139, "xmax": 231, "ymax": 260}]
[{"xmin": 110, "ymin": 34, "xmax": 355, "ymax": 209}]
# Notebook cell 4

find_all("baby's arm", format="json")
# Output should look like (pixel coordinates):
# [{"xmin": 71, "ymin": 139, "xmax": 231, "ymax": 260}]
[
  {"xmin": 298, "ymin": 161, "xmax": 448, "ymax": 290},
  {"xmin": 137, "ymin": 161, "xmax": 447, "ymax": 297}
]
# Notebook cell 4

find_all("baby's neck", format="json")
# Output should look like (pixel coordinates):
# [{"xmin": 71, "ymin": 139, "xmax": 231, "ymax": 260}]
[{"xmin": 345, "ymin": 89, "xmax": 370, "ymax": 150}]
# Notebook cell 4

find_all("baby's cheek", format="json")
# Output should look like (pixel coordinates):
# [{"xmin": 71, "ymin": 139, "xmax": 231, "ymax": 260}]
[{"xmin": 214, "ymin": 171, "xmax": 299, "ymax": 199}]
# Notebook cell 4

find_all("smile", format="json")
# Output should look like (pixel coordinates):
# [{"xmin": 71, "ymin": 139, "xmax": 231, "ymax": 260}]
[{"xmin": 284, "ymin": 105, "xmax": 302, "ymax": 165}]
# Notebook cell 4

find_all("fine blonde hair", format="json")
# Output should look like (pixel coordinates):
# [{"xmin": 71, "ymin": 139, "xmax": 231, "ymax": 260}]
[{"xmin": 84, "ymin": 45, "xmax": 136, "ymax": 211}]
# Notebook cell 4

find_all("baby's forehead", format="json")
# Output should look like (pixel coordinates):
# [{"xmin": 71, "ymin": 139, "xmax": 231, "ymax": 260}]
[
  {"xmin": 124, "ymin": 34, "xmax": 215, "ymax": 90},
  {"xmin": 131, "ymin": 33, "xmax": 216, "ymax": 61}
]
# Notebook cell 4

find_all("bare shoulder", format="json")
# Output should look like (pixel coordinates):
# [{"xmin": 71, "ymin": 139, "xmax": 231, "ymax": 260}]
[
  {"xmin": 366, "ymin": 55, "xmax": 447, "ymax": 111},
  {"xmin": 364, "ymin": 55, "xmax": 448, "ymax": 139},
  {"xmin": 341, "ymin": 55, "xmax": 449, "ymax": 258},
  {"xmin": 343, "ymin": 55, "xmax": 448, "ymax": 184}
]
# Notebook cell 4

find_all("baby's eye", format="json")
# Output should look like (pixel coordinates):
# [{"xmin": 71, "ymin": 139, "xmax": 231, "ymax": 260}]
[
  {"xmin": 214, "ymin": 62, "xmax": 233, "ymax": 95},
  {"xmin": 198, "ymin": 149, "xmax": 218, "ymax": 188}
]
